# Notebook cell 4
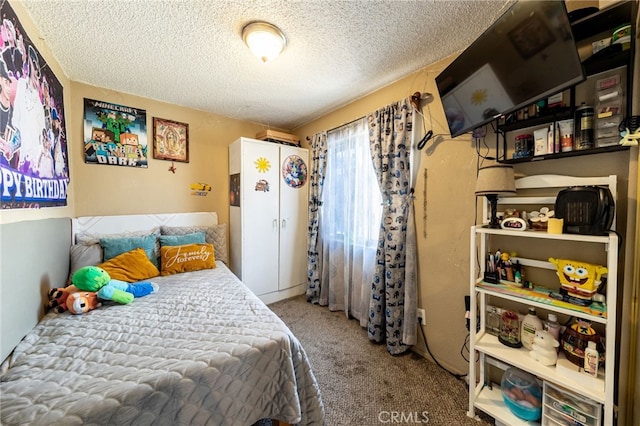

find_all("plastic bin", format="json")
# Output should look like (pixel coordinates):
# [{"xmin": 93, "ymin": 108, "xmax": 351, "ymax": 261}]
[
  {"xmin": 501, "ymin": 368, "xmax": 542, "ymax": 421},
  {"xmin": 542, "ymin": 382, "xmax": 602, "ymax": 426}
]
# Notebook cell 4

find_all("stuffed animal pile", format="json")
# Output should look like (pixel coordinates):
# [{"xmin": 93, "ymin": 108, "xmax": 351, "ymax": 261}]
[{"xmin": 48, "ymin": 266, "xmax": 157, "ymax": 315}]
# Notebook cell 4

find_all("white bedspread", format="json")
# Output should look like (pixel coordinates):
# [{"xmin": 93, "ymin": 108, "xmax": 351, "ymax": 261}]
[{"xmin": 0, "ymin": 262, "xmax": 324, "ymax": 425}]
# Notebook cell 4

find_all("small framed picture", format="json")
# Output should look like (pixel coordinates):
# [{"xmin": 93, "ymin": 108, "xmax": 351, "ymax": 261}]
[{"xmin": 152, "ymin": 117, "xmax": 189, "ymax": 162}]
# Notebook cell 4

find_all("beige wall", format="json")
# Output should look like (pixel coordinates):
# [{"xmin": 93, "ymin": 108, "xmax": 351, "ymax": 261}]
[
  {"xmin": 292, "ymin": 55, "xmax": 635, "ymax": 383},
  {"xmin": 0, "ymin": 0, "xmax": 275, "ymax": 227},
  {"xmin": 69, "ymin": 83, "xmax": 268, "ymax": 226},
  {"xmin": 294, "ymin": 56, "xmax": 483, "ymax": 373},
  {"xmin": 0, "ymin": 3, "xmax": 278, "ymax": 228}
]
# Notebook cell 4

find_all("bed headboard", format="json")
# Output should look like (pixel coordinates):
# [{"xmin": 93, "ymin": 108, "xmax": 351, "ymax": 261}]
[
  {"xmin": 72, "ymin": 212, "xmax": 218, "ymax": 240},
  {"xmin": 1, "ymin": 218, "xmax": 71, "ymax": 362}
]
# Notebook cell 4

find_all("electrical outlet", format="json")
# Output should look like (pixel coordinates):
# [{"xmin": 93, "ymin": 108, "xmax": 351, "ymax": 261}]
[{"xmin": 417, "ymin": 308, "xmax": 426, "ymax": 325}]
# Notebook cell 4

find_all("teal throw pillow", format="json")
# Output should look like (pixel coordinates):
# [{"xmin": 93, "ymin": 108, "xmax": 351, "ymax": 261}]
[
  {"xmin": 159, "ymin": 232, "xmax": 206, "ymax": 247},
  {"xmin": 100, "ymin": 233, "xmax": 159, "ymax": 267}
]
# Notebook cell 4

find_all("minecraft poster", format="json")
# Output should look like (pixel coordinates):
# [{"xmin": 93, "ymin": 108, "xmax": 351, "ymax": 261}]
[
  {"xmin": 0, "ymin": 1, "xmax": 70, "ymax": 209},
  {"xmin": 83, "ymin": 98, "xmax": 148, "ymax": 168}
]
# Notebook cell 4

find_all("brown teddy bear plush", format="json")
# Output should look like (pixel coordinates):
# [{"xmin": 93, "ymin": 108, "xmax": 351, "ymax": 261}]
[
  {"xmin": 48, "ymin": 285, "xmax": 79, "ymax": 313},
  {"xmin": 66, "ymin": 291, "xmax": 101, "ymax": 314},
  {"xmin": 48, "ymin": 285, "xmax": 101, "ymax": 314}
]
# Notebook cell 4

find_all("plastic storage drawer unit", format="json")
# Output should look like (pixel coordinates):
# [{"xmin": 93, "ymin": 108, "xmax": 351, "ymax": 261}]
[{"xmin": 543, "ymin": 382, "xmax": 602, "ymax": 426}]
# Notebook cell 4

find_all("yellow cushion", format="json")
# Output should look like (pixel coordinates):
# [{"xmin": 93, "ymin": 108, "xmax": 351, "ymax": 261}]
[
  {"xmin": 98, "ymin": 247, "xmax": 159, "ymax": 282},
  {"xmin": 160, "ymin": 243, "xmax": 216, "ymax": 276}
]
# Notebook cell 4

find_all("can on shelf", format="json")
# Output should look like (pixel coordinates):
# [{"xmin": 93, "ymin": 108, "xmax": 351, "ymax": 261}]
[{"xmin": 574, "ymin": 103, "xmax": 594, "ymax": 150}]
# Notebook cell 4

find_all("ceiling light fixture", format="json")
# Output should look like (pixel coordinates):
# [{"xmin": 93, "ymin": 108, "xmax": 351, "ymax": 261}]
[{"xmin": 242, "ymin": 21, "xmax": 286, "ymax": 62}]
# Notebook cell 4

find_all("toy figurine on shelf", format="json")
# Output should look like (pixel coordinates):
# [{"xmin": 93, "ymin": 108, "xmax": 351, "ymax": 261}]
[
  {"xmin": 549, "ymin": 258, "xmax": 608, "ymax": 306},
  {"xmin": 499, "ymin": 252, "xmax": 514, "ymax": 282}
]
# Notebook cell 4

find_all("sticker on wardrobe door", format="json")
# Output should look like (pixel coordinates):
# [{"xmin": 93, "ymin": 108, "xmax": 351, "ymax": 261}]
[
  {"xmin": 229, "ymin": 173, "xmax": 240, "ymax": 206},
  {"xmin": 254, "ymin": 157, "xmax": 271, "ymax": 173},
  {"xmin": 282, "ymin": 155, "xmax": 307, "ymax": 188},
  {"xmin": 254, "ymin": 179, "xmax": 270, "ymax": 192}
]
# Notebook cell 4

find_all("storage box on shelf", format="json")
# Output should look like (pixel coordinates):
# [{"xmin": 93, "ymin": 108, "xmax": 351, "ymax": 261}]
[
  {"xmin": 594, "ymin": 73, "xmax": 625, "ymax": 147},
  {"xmin": 468, "ymin": 174, "xmax": 618, "ymax": 426},
  {"xmin": 543, "ymin": 382, "xmax": 602, "ymax": 426},
  {"xmin": 495, "ymin": 1, "xmax": 635, "ymax": 164}
]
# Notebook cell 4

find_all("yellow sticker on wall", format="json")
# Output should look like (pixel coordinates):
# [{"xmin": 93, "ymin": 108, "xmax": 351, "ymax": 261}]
[{"xmin": 190, "ymin": 182, "xmax": 211, "ymax": 196}]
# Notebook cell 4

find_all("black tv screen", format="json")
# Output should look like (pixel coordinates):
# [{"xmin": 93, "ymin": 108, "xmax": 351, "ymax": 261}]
[{"xmin": 436, "ymin": 0, "xmax": 585, "ymax": 138}]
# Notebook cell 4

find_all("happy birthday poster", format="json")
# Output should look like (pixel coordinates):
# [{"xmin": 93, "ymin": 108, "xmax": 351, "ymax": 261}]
[{"xmin": 0, "ymin": 1, "xmax": 70, "ymax": 209}]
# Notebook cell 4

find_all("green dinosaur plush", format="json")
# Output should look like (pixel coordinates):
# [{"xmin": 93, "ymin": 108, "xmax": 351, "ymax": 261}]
[{"xmin": 72, "ymin": 266, "xmax": 133, "ymax": 304}]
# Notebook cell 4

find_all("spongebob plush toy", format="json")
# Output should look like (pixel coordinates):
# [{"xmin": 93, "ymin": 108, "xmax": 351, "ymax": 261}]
[
  {"xmin": 72, "ymin": 266, "xmax": 157, "ymax": 305},
  {"xmin": 549, "ymin": 258, "xmax": 607, "ymax": 305}
]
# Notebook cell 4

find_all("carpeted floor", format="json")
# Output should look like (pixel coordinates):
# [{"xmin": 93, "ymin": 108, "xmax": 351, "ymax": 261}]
[{"xmin": 268, "ymin": 295, "xmax": 494, "ymax": 425}]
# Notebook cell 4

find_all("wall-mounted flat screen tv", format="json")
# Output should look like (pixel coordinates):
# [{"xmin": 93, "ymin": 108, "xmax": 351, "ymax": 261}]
[{"xmin": 436, "ymin": 0, "xmax": 585, "ymax": 138}]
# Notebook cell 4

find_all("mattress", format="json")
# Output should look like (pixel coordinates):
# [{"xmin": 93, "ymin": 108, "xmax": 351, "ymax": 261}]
[{"xmin": 0, "ymin": 262, "xmax": 324, "ymax": 425}]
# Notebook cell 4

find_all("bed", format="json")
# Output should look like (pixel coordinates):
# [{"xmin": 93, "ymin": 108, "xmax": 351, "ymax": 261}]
[{"xmin": 0, "ymin": 213, "xmax": 324, "ymax": 426}]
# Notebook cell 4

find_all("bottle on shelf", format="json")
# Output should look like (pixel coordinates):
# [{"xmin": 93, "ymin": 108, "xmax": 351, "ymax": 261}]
[
  {"xmin": 544, "ymin": 313, "xmax": 561, "ymax": 342},
  {"xmin": 521, "ymin": 307, "xmax": 543, "ymax": 350},
  {"xmin": 584, "ymin": 341, "xmax": 599, "ymax": 377}
]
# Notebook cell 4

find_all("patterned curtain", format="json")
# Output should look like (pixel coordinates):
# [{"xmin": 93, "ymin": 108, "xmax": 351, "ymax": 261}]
[
  {"xmin": 306, "ymin": 131, "xmax": 328, "ymax": 303},
  {"xmin": 367, "ymin": 97, "xmax": 418, "ymax": 355}
]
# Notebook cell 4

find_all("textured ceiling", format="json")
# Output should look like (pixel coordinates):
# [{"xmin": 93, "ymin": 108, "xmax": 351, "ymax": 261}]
[{"xmin": 21, "ymin": 0, "xmax": 512, "ymax": 130}]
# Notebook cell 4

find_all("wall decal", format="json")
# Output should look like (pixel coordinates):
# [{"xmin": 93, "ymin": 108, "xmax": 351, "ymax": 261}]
[
  {"xmin": 0, "ymin": 1, "xmax": 70, "ymax": 209},
  {"xmin": 254, "ymin": 157, "xmax": 270, "ymax": 173},
  {"xmin": 282, "ymin": 155, "xmax": 307, "ymax": 189},
  {"xmin": 254, "ymin": 179, "xmax": 269, "ymax": 192},
  {"xmin": 190, "ymin": 182, "xmax": 211, "ymax": 196},
  {"xmin": 229, "ymin": 173, "xmax": 240, "ymax": 206},
  {"xmin": 83, "ymin": 98, "xmax": 148, "ymax": 168}
]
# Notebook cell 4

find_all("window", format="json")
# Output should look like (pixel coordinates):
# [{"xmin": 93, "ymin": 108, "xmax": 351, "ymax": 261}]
[{"xmin": 321, "ymin": 118, "xmax": 381, "ymax": 247}]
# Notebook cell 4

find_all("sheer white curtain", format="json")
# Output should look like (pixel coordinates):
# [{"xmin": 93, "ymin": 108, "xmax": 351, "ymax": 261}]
[{"xmin": 319, "ymin": 117, "xmax": 381, "ymax": 323}]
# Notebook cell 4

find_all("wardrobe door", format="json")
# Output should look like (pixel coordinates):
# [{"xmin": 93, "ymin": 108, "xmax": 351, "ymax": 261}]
[
  {"xmin": 241, "ymin": 139, "xmax": 280, "ymax": 295},
  {"xmin": 278, "ymin": 146, "xmax": 309, "ymax": 291}
]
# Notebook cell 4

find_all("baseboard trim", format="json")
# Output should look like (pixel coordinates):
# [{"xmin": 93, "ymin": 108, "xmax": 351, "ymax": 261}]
[
  {"xmin": 411, "ymin": 345, "xmax": 468, "ymax": 377},
  {"xmin": 259, "ymin": 283, "xmax": 306, "ymax": 305}
]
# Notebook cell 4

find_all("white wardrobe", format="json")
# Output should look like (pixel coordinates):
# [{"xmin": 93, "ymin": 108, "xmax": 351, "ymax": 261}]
[{"xmin": 228, "ymin": 137, "xmax": 309, "ymax": 304}]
